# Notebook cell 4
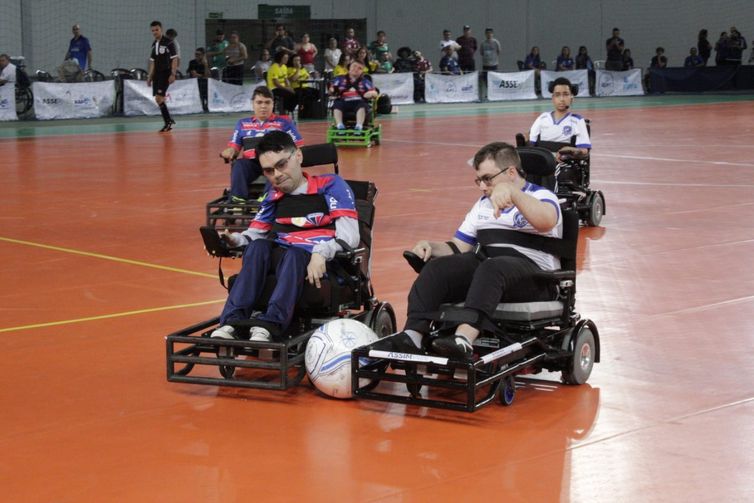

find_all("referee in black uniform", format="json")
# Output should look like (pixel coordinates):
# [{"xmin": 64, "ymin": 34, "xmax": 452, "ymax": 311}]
[{"xmin": 147, "ymin": 20, "xmax": 177, "ymax": 132}]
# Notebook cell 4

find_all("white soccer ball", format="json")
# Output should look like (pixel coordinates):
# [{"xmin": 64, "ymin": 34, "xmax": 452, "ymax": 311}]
[{"xmin": 305, "ymin": 318, "xmax": 378, "ymax": 398}]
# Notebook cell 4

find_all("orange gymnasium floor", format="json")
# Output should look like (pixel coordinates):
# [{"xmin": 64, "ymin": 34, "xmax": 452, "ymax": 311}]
[{"xmin": 1, "ymin": 95, "xmax": 753, "ymax": 502}]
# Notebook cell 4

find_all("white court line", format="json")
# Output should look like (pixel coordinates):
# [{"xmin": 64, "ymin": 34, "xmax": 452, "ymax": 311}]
[
  {"xmin": 593, "ymin": 152, "xmax": 754, "ymax": 168},
  {"xmin": 593, "ymin": 180, "xmax": 754, "ymax": 188}
]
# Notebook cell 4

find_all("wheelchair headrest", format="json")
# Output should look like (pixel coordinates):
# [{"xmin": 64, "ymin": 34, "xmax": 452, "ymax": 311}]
[
  {"xmin": 301, "ymin": 143, "xmax": 339, "ymax": 172},
  {"xmin": 516, "ymin": 146, "xmax": 558, "ymax": 177},
  {"xmin": 547, "ymin": 78, "xmax": 579, "ymax": 96}
]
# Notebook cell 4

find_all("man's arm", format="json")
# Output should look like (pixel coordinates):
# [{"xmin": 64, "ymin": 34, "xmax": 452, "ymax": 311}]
[
  {"xmin": 411, "ymin": 238, "xmax": 472, "ymax": 262},
  {"xmin": 147, "ymin": 60, "xmax": 154, "ymax": 84},
  {"xmin": 489, "ymin": 184, "xmax": 558, "ymax": 232}
]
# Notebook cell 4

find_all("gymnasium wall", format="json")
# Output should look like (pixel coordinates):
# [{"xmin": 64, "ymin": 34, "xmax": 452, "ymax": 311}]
[{"xmin": 0, "ymin": 0, "xmax": 750, "ymax": 76}]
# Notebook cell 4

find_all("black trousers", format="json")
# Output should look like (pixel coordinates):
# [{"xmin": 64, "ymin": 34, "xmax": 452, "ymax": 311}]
[{"xmin": 405, "ymin": 251, "xmax": 554, "ymax": 334}]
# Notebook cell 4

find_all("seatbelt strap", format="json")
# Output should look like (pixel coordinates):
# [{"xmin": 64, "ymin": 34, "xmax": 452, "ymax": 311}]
[{"xmin": 476, "ymin": 229, "xmax": 574, "ymax": 260}]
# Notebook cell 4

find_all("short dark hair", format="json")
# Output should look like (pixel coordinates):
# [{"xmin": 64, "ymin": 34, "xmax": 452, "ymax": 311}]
[
  {"xmin": 150, "ymin": 20, "xmax": 162, "ymax": 28},
  {"xmin": 166, "ymin": 28, "xmax": 177, "ymax": 37},
  {"xmin": 472, "ymin": 142, "xmax": 523, "ymax": 175},
  {"xmin": 252, "ymin": 86, "xmax": 274, "ymax": 100},
  {"xmin": 273, "ymin": 50, "xmax": 288, "ymax": 63},
  {"xmin": 656, "ymin": 46, "xmax": 664, "ymax": 53},
  {"xmin": 215, "ymin": 29, "xmax": 224, "ymax": 35},
  {"xmin": 377, "ymin": 30, "xmax": 385, "ymax": 36},
  {"xmin": 256, "ymin": 130, "xmax": 296, "ymax": 158},
  {"xmin": 195, "ymin": 47, "xmax": 205, "ymax": 53},
  {"xmin": 275, "ymin": 23, "xmax": 285, "ymax": 30}
]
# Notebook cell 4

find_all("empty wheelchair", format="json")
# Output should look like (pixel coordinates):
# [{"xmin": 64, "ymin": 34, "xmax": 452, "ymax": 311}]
[
  {"xmin": 205, "ymin": 140, "xmax": 340, "ymax": 233},
  {"xmin": 516, "ymin": 124, "xmax": 606, "ymax": 227},
  {"xmin": 352, "ymin": 148, "xmax": 600, "ymax": 412},
  {"xmin": 167, "ymin": 151, "xmax": 395, "ymax": 390}
]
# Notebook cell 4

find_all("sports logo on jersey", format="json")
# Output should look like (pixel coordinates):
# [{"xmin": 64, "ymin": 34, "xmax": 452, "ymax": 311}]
[
  {"xmin": 562, "ymin": 125, "xmax": 573, "ymax": 136},
  {"xmin": 513, "ymin": 212, "xmax": 529, "ymax": 228},
  {"xmin": 290, "ymin": 213, "xmax": 326, "ymax": 227}
]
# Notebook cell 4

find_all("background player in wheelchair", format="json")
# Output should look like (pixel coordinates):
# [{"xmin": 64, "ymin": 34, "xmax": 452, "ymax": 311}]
[{"xmin": 328, "ymin": 60, "xmax": 378, "ymax": 133}]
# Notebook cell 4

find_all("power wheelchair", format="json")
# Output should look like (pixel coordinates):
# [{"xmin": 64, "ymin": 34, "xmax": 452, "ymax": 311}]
[
  {"xmin": 205, "ymin": 139, "xmax": 339, "ymax": 233},
  {"xmin": 516, "ymin": 124, "xmax": 606, "ymax": 227},
  {"xmin": 352, "ymin": 147, "xmax": 600, "ymax": 412},
  {"xmin": 325, "ymin": 96, "xmax": 382, "ymax": 148},
  {"xmin": 167, "ymin": 146, "xmax": 396, "ymax": 390}
]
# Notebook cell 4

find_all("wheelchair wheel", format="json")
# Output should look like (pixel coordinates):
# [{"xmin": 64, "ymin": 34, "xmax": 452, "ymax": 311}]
[
  {"xmin": 499, "ymin": 375, "xmax": 516, "ymax": 406},
  {"xmin": 370, "ymin": 303, "xmax": 396, "ymax": 339},
  {"xmin": 217, "ymin": 346, "xmax": 237, "ymax": 379},
  {"xmin": 586, "ymin": 192, "xmax": 605, "ymax": 227},
  {"xmin": 15, "ymin": 87, "xmax": 33, "ymax": 115},
  {"xmin": 562, "ymin": 324, "xmax": 596, "ymax": 385}
]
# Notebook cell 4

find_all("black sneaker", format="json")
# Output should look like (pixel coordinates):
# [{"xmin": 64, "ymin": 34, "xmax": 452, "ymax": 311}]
[
  {"xmin": 159, "ymin": 119, "xmax": 175, "ymax": 133},
  {"xmin": 372, "ymin": 332, "xmax": 426, "ymax": 355},
  {"xmin": 430, "ymin": 334, "xmax": 474, "ymax": 360}
]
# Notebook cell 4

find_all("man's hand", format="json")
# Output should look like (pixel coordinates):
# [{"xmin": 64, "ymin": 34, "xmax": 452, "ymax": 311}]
[
  {"xmin": 306, "ymin": 252, "xmax": 327, "ymax": 288},
  {"xmin": 364, "ymin": 90, "xmax": 378, "ymax": 99},
  {"xmin": 220, "ymin": 147, "xmax": 238, "ymax": 162},
  {"xmin": 168, "ymin": 74, "xmax": 176, "ymax": 84},
  {"xmin": 489, "ymin": 183, "xmax": 517, "ymax": 217},
  {"xmin": 412, "ymin": 240, "xmax": 433, "ymax": 261}
]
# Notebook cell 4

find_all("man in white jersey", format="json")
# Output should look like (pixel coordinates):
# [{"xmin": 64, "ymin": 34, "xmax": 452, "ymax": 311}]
[
  {"xmin": 529, "ymin": 77, "xmax": 591, "ymax": 162},
  {"xmin": 376, "ymin": 142, "xmax": 562, "ymax": 360}
]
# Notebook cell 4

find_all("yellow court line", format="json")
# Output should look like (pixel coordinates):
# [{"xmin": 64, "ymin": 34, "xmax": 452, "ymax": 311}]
[
  {"xmin": 0, "ymin": 236, "xmax": 216, "ymax": 279},
  {"xmin": 0, "ymin": 299, "xmax": 225, "ymax": 333}
]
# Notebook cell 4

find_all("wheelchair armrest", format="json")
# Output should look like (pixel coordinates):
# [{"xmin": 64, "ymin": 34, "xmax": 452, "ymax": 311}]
[
  {"xmin": 532, "ymin": 269, "xmax": 576, "ymax": 283},
  {"xmin": 403, "ymin": 250, "xmax": 426, "ymax": 274}
]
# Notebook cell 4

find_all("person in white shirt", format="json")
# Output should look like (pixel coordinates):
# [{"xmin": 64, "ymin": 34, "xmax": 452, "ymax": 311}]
[{"xmin": 0, "ymin": 54, "xmax": 17, "ymax": 85}]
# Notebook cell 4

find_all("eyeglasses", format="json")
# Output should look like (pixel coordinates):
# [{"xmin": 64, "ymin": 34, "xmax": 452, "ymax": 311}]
[
  {"xmin": 474, "ymin": 167, "xmax": 512, "ymax": 186},
  {"xmin": 261, "ymin": 151, "xmax": 295, "ymax": 176}
]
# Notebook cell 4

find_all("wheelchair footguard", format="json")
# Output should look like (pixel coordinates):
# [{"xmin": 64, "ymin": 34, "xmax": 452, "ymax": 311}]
[
  {"xmin": 166, "ymin": 301, "xmax": 396, "ymax": 390},
  {"xmin": 326, "ymin": 124, "xmax": 382, "ymax": 148},
  {"xmin": 352, "ymin": 317, "xmax": 600, "ymax": 412}
]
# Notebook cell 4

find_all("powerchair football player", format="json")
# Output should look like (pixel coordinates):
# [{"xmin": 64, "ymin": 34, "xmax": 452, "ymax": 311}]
[
  {"xmin": 326, "ymin": 60, "xmax": 382, "ymax": 148},
  {"xmin": 352, "ymin": 142, "xmax": 600, "ymax": 411},
  {"xmin": 167, "ymin": 133, "xmax": 395, "ymax": 390}
]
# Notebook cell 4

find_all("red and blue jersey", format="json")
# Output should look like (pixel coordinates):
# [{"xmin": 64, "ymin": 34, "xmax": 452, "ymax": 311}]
[
  {"xmin": 250, "ymin": 173, "xmax": 358, "ymax": 252},
  {"xmin": 228, "ymin": 114, "xmax": 303, "ymax": 159},
  {"xmin": 330, "ymin": 75, "xmax": 374, "ymax": 101}
]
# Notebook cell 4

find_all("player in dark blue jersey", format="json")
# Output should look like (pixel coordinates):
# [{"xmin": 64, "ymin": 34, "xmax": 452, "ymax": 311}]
[{"xmin": 211, "ymin": 131, "xmax": 358, "ymax": 342}]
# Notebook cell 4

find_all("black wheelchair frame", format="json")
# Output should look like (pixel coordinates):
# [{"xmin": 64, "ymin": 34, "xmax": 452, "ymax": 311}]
[
  {"xmin": 352, "ymin": 149, "xmax": 600, "ymax": 412},
  {"xmin": 167, "ymin": 153, "xmax": 396, "ymax": 390},
  {"xmin": 516, "ymin": 122, "xmax": 606, "ymax": 227}
]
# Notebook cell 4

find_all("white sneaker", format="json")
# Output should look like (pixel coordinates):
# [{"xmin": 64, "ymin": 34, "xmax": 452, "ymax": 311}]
[
  {"xmin": 249, "ymin": 326, "xmax": 271, "ymax": 342},
  {"xmin": 211, "ymin": 325, "xmax": 236, "ymax": 340}
]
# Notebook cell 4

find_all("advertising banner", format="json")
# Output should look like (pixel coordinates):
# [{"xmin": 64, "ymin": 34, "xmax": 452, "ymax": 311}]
[
  {"xmin": 370, "ymin": 73, "xmax": 414, "ymax": 105},
  {"xmin": 425, "ymin": 72, "xmax": 479, "ymax": 103},
  {"xmin": 32, "ymin": 81, "xmax": 114, "ymax": 120},
  {"xmin": 124, "ymin": 78, "xmax": 202, "ymax": 116},
  {"xmin": 486, "ymin": 70, "xmax": 538, "ymax": 101},
  {"xmin": 0, "ymin": 84, "xmax": 16, "ymax": 121},
  {"xmin": 207, "ymin": 79, "xmax": 265, "ymax": 113},
  {"xmin": 540, "ymin": 70, "xmax": 589, "ymax": 98},
  {"xmin": 596, "ymin": 69, "xmax": 644, "ymax": 96}
]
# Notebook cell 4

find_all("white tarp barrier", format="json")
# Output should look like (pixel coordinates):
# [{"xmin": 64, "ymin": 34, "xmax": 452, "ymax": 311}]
[
  {"xmin": 596, "ymin": 69, "xmax": 644, "ymax": 96},
  {"xmin": 540, "ymin": 70, "xmax": 589, "ymax": 98},
  {"xmin": 370, "ymin": 73, "xmax": 414, "ymax": 105},
  {"xmin": 486, "ymin": 70, "xmax": 538, "ymax": 101},
  {"xmin": 0, "ymin": 84, "xmax": 16, "ymax": 121},
  {"xmin": 425, "ymin": 72, "xmax": 479, "ymax": 103},
  {"xmin": 32, "ymin": 81, "xmax": 114, "ymax": 120},
  {"xmin": 207, "ymin": 79, "xmax": 264, "ymax": 113},
  {"xmin": 123, "ymin": 78, "xmax": 202, "ymax": 116}
]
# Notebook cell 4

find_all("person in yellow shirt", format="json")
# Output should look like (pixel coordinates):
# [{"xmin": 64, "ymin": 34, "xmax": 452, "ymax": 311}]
[
  {"xmin": 287, "ymin": 54, "xmax": 310, "ymax": 89},
  {"xmin": 266, "ymin": 51, "xmax": 296, "ymax": 113},
  {"xmin": 333, "ymin": 53, "xmax": 351, "ymax": 77}
]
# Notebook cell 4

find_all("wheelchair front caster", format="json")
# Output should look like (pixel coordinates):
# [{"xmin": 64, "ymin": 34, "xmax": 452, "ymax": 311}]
[{"xmin": 499, "ymin": 375, "xmax": 516, "ymax": 406}]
